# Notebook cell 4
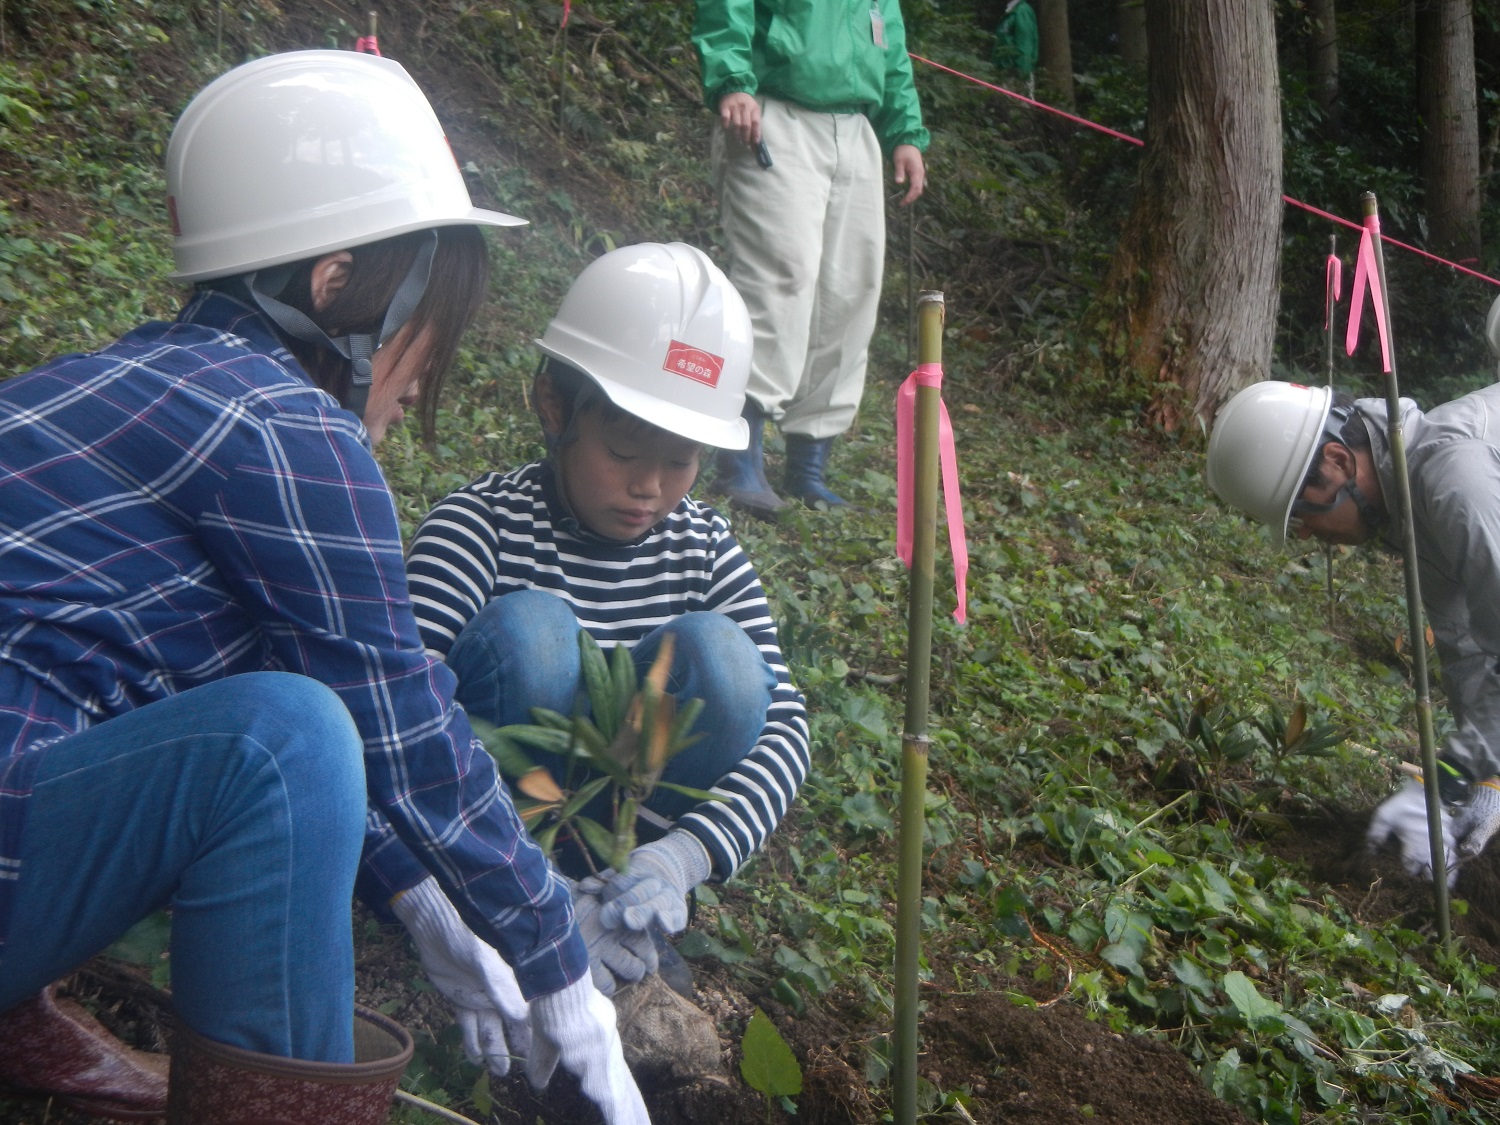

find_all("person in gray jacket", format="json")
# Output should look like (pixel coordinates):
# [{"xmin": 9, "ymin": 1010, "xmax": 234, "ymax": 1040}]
[{"xmin": 1205, "ymin": 379, "xmax": 1500, "ymax": 885}]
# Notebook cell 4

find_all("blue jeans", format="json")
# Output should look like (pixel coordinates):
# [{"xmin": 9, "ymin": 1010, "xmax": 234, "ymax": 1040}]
[
  {"xmin": 0, "ymin": 672, "xmax": 366, "ymax": 1062},
  {"xmin": 448, "ymin": 591, "xmax": 774, "ymax": 865}
]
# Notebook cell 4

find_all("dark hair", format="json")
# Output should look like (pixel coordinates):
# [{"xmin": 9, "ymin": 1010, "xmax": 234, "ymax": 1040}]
[
  {"xmin": 1303, "ymin": 390, "xmax": 1369, "ymax": 489},
  {"xmin": 532, "ymin": 357, "xmax": 711, "ymax": 458},
  {"xmin": 276, "ymin": 225, "xmax": 490, "ymax": 439}
]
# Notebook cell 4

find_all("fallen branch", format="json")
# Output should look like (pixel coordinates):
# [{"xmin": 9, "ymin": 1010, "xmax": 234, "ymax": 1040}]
[
  {"xmin": 394, "ymin": 1089, "xmax": 484, "ymax": 1124},
  {"xmin": 567, "ymin": 10, "xmax": 702, "ymax": 106}
]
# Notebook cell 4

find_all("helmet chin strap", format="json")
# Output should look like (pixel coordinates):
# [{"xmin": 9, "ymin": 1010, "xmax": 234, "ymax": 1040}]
[
  {"xmin": 244, "ymin": 231, "xmax": 438, "ymax": 420},
  {"xmin": 1293, "ymin": 475, "xmax": 1387, "ymax": 536}
]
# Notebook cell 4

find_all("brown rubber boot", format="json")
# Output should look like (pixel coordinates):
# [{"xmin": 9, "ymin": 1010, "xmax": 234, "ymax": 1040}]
[
  {"xmin": 0, "ymin": 985, "xmax": 169, "ymax": 1122},
  {"xmin": 166, "ymin": 1007, "xmax": 412, "ymax": 1125}
]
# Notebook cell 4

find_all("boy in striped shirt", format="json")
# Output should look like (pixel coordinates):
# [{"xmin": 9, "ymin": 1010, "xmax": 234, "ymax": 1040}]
[{"xmin": 404, "ymin": 243, "xmax": 811, "ymax": 996}]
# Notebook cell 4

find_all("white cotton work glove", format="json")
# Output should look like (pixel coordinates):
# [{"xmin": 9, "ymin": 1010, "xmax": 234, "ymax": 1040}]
[
  {"xmin": 1367, "ymin": 779, "xmax": 1458, "ymax": 886},
  {"xmin": 597, "ymin": 831, "xmax": 713, "ymax": 936},
  {"xmin": 570, "ymin": 876, "xmax": 657, "ymax": 997},
  {"xmin": 1453, "ymin": 779, "xmax": 1500, "ymax": 861},
  {"xmin": 390, "ymin": 876, "xmax": 532, "ymax": 1076},
  {"xmin": 528, "ymin": 976, "xmax": 650, "ymax": 1125}
]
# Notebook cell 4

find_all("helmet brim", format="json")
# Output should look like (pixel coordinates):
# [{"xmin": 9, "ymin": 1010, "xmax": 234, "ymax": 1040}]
[
  {"xmin": 171, "ymin": 210, "xmax": 526, "ymax": 283},
  {"xmin": 536, "ymin": 341, "xmax": 751, "ymax": 450},
  {"xmin": 1206, "ymin": 382, "xmax": 1332, "ymax": 549}
]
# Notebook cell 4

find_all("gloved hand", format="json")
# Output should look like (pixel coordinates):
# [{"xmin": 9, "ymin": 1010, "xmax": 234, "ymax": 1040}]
[
  {"xmin": 1367, "ymin": 778, "xmax": 1457, "ymax": 886},
  {"xmin": 569, "ymin": 877, "xmax": 656, "ymax": 997},
  {"xmin": 390, "ymin": 877, "xmax": 532, "ymax": 1076},
  {"xmin": 528, "ymin": 976, "xmax": 650, "ymax": 1125},
  {"xmin": 597, "ymin": 831, "xmax": 713, "ymax": 935},
  {"xmin": 1454, "ymin": 779, "xmax": 1500, "ymax": 860}
]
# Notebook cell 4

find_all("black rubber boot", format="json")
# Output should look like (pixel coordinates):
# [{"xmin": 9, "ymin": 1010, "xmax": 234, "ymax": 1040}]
[
  {"xmin": 714, "ymin": 403, "xmax": 786, "ymax": 518},
  {"xmin": 783, "ymin": 435, "xmax": 849, "ymax": 508}
]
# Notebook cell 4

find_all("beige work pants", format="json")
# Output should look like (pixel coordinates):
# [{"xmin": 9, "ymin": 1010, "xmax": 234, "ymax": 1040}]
[{"xmin": 712, "ymin": 96, "xmax": 886, "ymax": 441}]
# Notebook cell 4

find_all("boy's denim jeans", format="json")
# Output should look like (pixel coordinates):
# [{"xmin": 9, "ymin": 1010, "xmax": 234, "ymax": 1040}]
[
  {"xmin": 447, "ymin": 590, "xmax": 774, "ymax": 845},
  {"xmin": 0, "ymin": 671, "xmax": 366, "ymax": 1062}
]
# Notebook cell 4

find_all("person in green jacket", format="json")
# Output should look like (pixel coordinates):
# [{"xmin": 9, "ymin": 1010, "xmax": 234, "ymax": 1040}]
[
  {"xmin": 992, "ymin": 0, "xmax": 1038, "ymax": 97},
  {"xmin": 693, "ymin": 0, "xmax": 931, "ymax": 516}
]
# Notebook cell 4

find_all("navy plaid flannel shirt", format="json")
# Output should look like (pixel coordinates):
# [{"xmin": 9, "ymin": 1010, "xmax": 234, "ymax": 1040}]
[{"xmin": 0, "ymin": 291, "xmax": 584, "ymax": 997}]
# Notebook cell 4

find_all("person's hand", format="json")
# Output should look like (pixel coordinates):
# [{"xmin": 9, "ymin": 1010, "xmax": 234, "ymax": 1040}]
[
  {"xmin": 1367, "ymin": 778, "xmax": 1456, "ymax": 886},
  {"xmin": 1454, "ymin": 779, "xmax": 1500, "ymax": 860},
  {"xmin": 390, "ymin": 877, "xmax": 532, "ymax": 1076},
  {"xmin": 892, "ymin": 144, "xmax": 926, "ymax": 205},
  {"xmin": 718, "ymin": 91, "xmax": 761, "ymax": 146},
  {"xmin": 570, "ymin": 876, "xmax": 658, "ymax": 996},
  {"xmin": 598, "ymin": 831, "xmax": 713, "ymax": 935},
  {"xmin": 528, "ymin": 977, "xmax": 650, "ymax": 1125}
]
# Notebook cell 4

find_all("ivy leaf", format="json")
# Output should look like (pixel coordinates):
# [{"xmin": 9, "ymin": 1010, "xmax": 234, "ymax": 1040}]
[
  {"xmin": 1101, "ymin": 941, "xmax": 1144, "ymax": 978},
  {"xmin": 1223, "ymin": 970, "xmax": 1281, "ymax": 1023},
  {"xmin": 840, "ymin": 694, "xmax": 888, "ymax": 738},
  {"xmin": 1171, "ymin": 955, "xmax": 1215, "ymax": 997},
  {"xmin": 740, "ymin": 1007, "xmax": 802, "ymax": 1098}
]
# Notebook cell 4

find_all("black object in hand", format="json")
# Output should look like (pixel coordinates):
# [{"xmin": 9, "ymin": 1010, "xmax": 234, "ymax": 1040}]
[{"xmin": 755, "ymin": 140, "xmax": 773, "ymax": 169}]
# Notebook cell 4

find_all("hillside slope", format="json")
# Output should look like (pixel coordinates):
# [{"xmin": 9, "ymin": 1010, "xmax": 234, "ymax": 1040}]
[{"xmin": 7, "ymin": 4, "xmax": 1500, "ymax": 1125}]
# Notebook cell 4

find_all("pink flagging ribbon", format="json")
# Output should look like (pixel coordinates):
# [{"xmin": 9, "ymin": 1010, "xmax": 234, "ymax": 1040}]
[
  {"xmin": 896, "ymin": 363, "xmax": 969, "ymax": 624},
  {"xmin": 355, "ymin": 35, "xmax": 381, "ymax": 55},
  {"xmin": 1324, "ymin": 252, "xmax": 1342, "ymax": 329},
  {"xmin": 562, "ymin": 0, "xmax": 571, "ymax": 27},
  {"xmin": 1345, "ymin": 216, "xmax": 1392, "ymax": 372}
]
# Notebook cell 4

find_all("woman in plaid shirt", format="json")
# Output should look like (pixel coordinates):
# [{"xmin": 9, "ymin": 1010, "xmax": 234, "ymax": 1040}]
[{"xmin": 0, "ymin": 51, "xmax": 646, "ymax": 1124}]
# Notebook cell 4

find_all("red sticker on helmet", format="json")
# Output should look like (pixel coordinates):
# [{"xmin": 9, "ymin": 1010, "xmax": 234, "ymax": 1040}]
[{"xmin": 664, "ymin": 341, "xmax": 723, "ymax": 387}]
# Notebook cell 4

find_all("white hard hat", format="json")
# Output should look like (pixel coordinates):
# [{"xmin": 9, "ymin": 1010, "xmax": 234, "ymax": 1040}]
[
  {"xmin": 1487, "ymin": 292, "xmax": 1500, "ymax": 361},
  {"xmin": 1205, "ymin": 381, "xmax": 1334, "ymax": 548},
  {"xmin": 166, "ymin": 50, "xmax": 525, "ymax": 282},
  {"xmin": 536, "ymin": 243, "xmax": 752, "ymax": 450}
]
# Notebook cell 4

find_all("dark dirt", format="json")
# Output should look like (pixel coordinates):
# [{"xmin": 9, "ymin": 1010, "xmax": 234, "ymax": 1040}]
[
  {"xmin": 1, "ymin": 918, "xmax": 1257, "ymax": 1125},
  {"xmin": 13, "ymin": 808, "xmax": 1500, "ymax": 1124},
  {"xmin": 1266, "ymin": 802, "xmax": 1500, "ymax": 968}
]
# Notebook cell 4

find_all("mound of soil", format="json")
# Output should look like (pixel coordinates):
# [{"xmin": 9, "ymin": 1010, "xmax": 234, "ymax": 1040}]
[{"xmin": 463, "ymin": 964, "xmax": 1254, "ymax": 1125}]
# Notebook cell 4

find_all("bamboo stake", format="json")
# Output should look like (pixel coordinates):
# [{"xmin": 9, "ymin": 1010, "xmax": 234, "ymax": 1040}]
[
  {"xmin": 1324, "ymin": 233, "xmax": 1337, "ymax": 626},
  {"xmin": 1362, "ymin": 191, "xmax": 1449, "ymax": 946},
  {"xmin": 904, "ymin": 210, "xmax": 912, "ymax": 369},
  {"xmin": 893, "ymin": 291, "xmax": 944, "ymax": 1125},
  {"xmin": 557, "ymin": 10, "xmax": 570, "ymax": 141}
]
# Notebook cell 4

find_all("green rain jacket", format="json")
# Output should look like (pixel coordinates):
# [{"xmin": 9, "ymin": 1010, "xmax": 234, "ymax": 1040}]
[
  {"xmin": 692, "ymin": 0, "xmax": 930, "ymax": 156},
  {"xmin": 1358, "ymin": 383, "xmax": 1500, "ymax": 782},
  {"xmin": 992, "ymin": 0, "xmax": 1038, "ymax": 76}
]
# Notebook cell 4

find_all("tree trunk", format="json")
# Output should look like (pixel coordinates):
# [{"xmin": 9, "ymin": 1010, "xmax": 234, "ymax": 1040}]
[
  {"xmin": 1478, "ymin": 15, "xmax": 1500, "ymax": 179},
  {"xmin": 1098, "ymin": 0, "xmax": 1283, "ymax": 432},
  {"xmin": 1036, "ymin": 0, "xmax": 1074, "ymax": 107},
  {"xmin": 1117, "ymin": 0, "xmax": 1147, "ymax": 69},
  {"xmin": 1414, "ymin": 0, "xmax": 1481, "ymax": 261},
  {"xmin": 1307, "ymin": 0, "xmax": 1339, "ymax": 133}
]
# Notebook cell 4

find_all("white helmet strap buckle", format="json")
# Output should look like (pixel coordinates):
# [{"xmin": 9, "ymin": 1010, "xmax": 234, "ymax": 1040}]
[{"xmin": 246, "ymin": 231, "xmax": 438, "ymax": 420}]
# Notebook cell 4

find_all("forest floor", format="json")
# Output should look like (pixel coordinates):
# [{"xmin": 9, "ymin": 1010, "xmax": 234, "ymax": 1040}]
[
  {"xmin": 11, "ymin": 802, "xmax": 1497, "ymax": 1125},
  {"xmin": 9, "ymin": 1, "xmax": 1500, "ymax": 1123}
]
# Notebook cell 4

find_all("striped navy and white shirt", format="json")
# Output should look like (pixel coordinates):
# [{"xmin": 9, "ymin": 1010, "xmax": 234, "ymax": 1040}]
[
  {"xmin": 0, "ymin": 292, "xmax": 583, "ymax": 995},
  {"xmin": 404, "ymin": 460, "xmax": 811, "ymax": 881}
]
